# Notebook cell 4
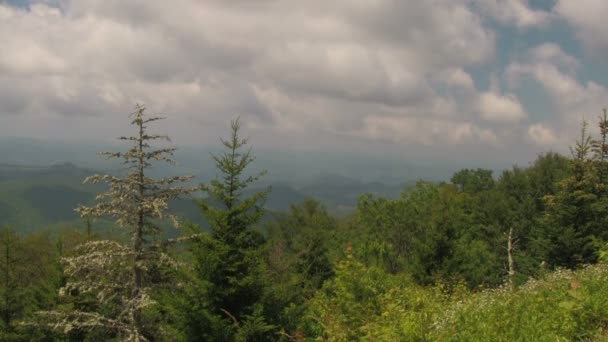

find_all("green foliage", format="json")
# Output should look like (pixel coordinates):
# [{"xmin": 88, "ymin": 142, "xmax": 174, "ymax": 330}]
[
  {"xmin": 185, "ymin": 117, "xmax": 272, "ymax": 340},
  {"xmin": 261, "ymin": 200, "xmax": 336, "ymax": 337},
  {"xmin": 5, "ymin": 109, "xmax": 608, "ymax": 341},
  {"xmin": 451, "ymin": 168, "xmax": 495, "ymax": 193},
  {"xmin": 0, "ymin": 228, "xmax": 61, "ymax": 341},
  {"xmin": 433, "ymin": 264, "xmax": 608, "ymax": 341},
  {"xmin": 543, "ymin": 117, "xmax": 608, "ymax": 268},
  {"xmin": 199, "ymin": 118, "xmax": 268, "ymax": 242},
  {"xmin": 306, "ymin": 250, "xmax": 448, "ymax": 341},
  {"xmin": 349, "ymin": 181, "xmax": 508, "ymax": 288}
]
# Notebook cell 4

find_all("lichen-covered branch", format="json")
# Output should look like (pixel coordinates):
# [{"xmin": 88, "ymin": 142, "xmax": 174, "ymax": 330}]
[{"xmin": 37, "ymin": 105, "xmax": 197, "ymax": 341}]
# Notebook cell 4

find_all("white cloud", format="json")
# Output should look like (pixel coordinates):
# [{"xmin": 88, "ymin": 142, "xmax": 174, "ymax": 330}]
[
  {"xmin": 478, "ymin": 92, "xmax": 527, "ymax": 122},
  {"xmin": 440, "ymin": 68, "xmax": 476, "ymax": 90},
  {"xmin": 472, "ymin": 0, "xmax": 553, "ymax": 28},
  {"xmin": 2, "ymin": 0, "xmax": 599, "ymax": 162},
  {"xmin": 555, "ymin": 0, "xmax": 608, "ymax": 55},
  {"xmin": 528, "ymin": 123, "xmax": 558, "ymax": 145},
  {"xmin": 0, "ymin": 0, "xmax": 503, "ymax": 148},
  {"xmin": 507, "ymin": 44, "xmax": 608, "ymax": 145},
  {"xmin": 357, "ymin": 115, "xmax": 498, "ymax": 146}
]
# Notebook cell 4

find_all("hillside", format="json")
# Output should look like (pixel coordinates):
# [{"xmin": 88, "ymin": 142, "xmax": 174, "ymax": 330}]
[{"xmin": 0, "ymin": 163, "xmax": 406, "ymax": 233}]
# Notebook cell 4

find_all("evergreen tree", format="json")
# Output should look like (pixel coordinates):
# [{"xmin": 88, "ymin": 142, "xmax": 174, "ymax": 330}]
[
  {"xmin": 39, "ymin": 105, "xmax": 195, "ymax": 341},
  {"xmin": 544, "ymin": 119, "xmax": 601, "ymax": 267},
  {"xmin": 262, "ymin": 199, "xmax": 336, "ymax": 336},
  {"xmin": 187, "ymin": 117, "xmax": 270, "ymax": 340},
  {"xmin": 199, "ymin": 117, "xmax": 268, "ymax": 246}
]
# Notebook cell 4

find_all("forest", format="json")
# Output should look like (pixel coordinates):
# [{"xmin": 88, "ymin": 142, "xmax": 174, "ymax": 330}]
[{"xmin": 2, "ymin": 105, "xmax": 608, "ymax": 341}]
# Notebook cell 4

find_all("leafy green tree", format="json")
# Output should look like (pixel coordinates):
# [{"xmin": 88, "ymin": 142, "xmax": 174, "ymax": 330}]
[
  {"xmin": 306, "ymin": 247, "xmax": 446, "ymax": 341},
  {"xmin": 269, "ymin": 199, "xmax": 335, "ymax": 289},
  {"xmin": 451, "ymin": 168, "xmax": 495, "ymax": 193},
  {"xmin": 353, "ymin": 182, "xmax": 485, "ymax": 286},
  {"xmin": 39, "ymin": 105, "xmax": 195, "ymax": 341},
  {"xmin": 526, "ymin": 152, "xmax": 570, "ymax": 211},
  {"xmin": 186, "ymin": 118, "xmax": 270, "ymax": 341}
]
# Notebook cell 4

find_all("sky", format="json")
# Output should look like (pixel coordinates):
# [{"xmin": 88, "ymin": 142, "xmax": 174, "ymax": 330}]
[{"xmin": 1, "ymin": 0, "xmax": 607, "ymax": 166}]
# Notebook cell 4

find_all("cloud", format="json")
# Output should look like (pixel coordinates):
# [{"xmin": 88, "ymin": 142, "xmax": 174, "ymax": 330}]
[
  {"xmin": 478, "ymin": 92, "xmax": 527, "ymax": 122},
  {"xmin": 356, "ymin": 115, "xmax": 498, "ymax": 146},
  {"xmin": 0, "ymin": 0, "xmax": 602, "ymax": 163},
  {"xmin": 472, "ymin": 0, "xmax": 553, "ymax": 28},
  {"xmin": 0, "ymin": 0, "xmax": 503, "ymax": 148},
  {"xmin": 555, "ymin": 0, "xmax": 608, "ymax": 55},
  {"xmin": 507, "ymin": 43, "xmax": 608, "ymax": 144},
  {"xmin": 528, "ymin": 123, "xmax": 557, "ymax": 145},
  {"xmin": 439, "ymin": 68, "xmax": 476, "ymax": 90}
]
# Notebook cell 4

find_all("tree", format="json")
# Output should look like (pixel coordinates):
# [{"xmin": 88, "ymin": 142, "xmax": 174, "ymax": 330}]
[
  {"xmin": 199, "ymin": 117, "xmax": 268, "ymax": 245},
  {"xmin": 186, "ymin": 117, "xmax": 270, "ymax": 340},
  {"xmin": 39, "ymin": 105, "xmax": 195, "ymax": 341},
  {"xmin": 262, "ymin": 200, "xmax": 336, "ymax": 336},
  {"xmin": 494, "ymin": 167, "xmax": 537, "ymax": 287},
  {"xmin": 0, "ymin": 228, "xmax": 23, "ymax": 336},
  {"xmin": 305, "ymin": 247, "xmax": 446, "ymax": 341},
  {"xmin": 451, "ymin": 168, "xmax": 495, "ymax": 193},
  {"xmin": 0, "ymin": 228, "xmax": 60, "ymax": 341},
  {"xmin": 275, "ymin": 200, "xmax": 335, "ymax": 290},
  {"xmin": 544, "ymin": 119, "xmax": 602, "ymax": 267}
]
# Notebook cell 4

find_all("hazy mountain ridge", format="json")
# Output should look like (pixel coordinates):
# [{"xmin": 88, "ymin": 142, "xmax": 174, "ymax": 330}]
[
  {"xmin": 0, "ymin": 161, "xmax": 408, "ymax": 232},
  {"xmin": 0, "ymin": 137, "xmax": 457, "ymax": 231},
  {"xmin": 0, "ymin": 136, "xmax": 469, "ymax": 184}
]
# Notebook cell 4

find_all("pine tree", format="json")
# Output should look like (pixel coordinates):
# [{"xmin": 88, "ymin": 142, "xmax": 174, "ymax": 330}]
[
  {"xmin": 544, "ymin": 118, "xmax": 600, "ymax": 267},
  {"xmin": 39, "ymin": 105, "xmax": 196, "ymax": 341},
  {"xmin": 199, "ymin": 117, "xmax": 268, "ymax": 243},
  {"xmin": 592, "ymin": 110, "xmax": 608, "ymax": 164},
  {"xmin": 187, "ymin": 117, "xmax": 271, "ymax": 340}
]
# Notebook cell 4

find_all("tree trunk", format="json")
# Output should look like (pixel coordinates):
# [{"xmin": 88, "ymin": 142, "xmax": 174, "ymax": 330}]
[
  {"xmin": 133, "ymin": 116, "xmax": 145, "ymax": 340},
  {"xmin": 507, "ymin": 227, "xmax": 515, "ymax": 290}
]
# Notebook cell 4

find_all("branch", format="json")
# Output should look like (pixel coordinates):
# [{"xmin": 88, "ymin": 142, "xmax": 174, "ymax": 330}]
[{"xmin": 220, "ymin": 308, "xmax": 239, "ymax": 327}]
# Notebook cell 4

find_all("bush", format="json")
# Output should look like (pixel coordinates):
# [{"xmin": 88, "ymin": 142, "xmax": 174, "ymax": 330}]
[{"xmin": 432, "ymin": 264, "xmax": 608, "ymax": 341}]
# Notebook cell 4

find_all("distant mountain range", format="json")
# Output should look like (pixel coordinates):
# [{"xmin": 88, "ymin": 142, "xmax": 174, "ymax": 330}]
[
  {"xmin": 0, "ymin": 162, "xmax": 409, "ymax": 233},
  {"xmin": 1, "ymin": 136, "xmax": 514, "ymax": 232},
  {"xmin": 0, "ymin": 136, "xmax": 464, "ymax": 185}
]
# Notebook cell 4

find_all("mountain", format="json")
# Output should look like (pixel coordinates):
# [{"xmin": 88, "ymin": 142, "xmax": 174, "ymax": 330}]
[
  {"xmin": 0, "ymin": 161, "xmax": 410, "ymax": 232},
  {"xmin": 0, "ymin": 137, "xmax": 467, "ymax": 185},
  {"xmin": 297, "ymin": 173, "xmax": 406, "ymax": 213},
  {"xmin": 0, "ymin": 162, "xmax": 98, "ymax": 233},
  {"xmin": 249, "ymin": 183, "xmax": 308, "ymax": 212},
  {"xmin": 0, "ymin": 138, "xmax": 460, "ymax": 231}
]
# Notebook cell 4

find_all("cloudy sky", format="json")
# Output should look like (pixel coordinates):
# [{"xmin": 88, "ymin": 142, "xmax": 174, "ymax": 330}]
[{"xmin": 1, "ymin": 0, "xmax": 607, "ymax": 164}]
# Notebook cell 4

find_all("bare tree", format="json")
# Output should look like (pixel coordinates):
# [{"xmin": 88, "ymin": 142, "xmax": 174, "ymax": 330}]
[
  {"xmin": 506, "ymin": 227, "xmax": 517, "ymax": 290},
  {"xmin": 38, "ymin": 105, "xmax": 196, "ymax": 341}
]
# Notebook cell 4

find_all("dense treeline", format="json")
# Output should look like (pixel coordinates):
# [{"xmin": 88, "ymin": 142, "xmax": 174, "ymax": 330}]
[{"xmin": 2, "ymin": 107, "xmax": 608, "ymax": 341}]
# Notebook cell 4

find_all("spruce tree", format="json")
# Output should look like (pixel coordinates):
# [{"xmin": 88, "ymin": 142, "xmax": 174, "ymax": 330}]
[
  {"xmin": 39, "ymin": 105, "xmax": 195, "ymax": 341},
  {"xmin": 544, "ymin": 119, "xmax": 601, "ymax": 267},
  {"xmin": 199, "ymin": 118, "xmax": 268, "ymax": 243},
  {"xmin": 188, "ymin": 117, "xmax": 271, "ymax": 340}
]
